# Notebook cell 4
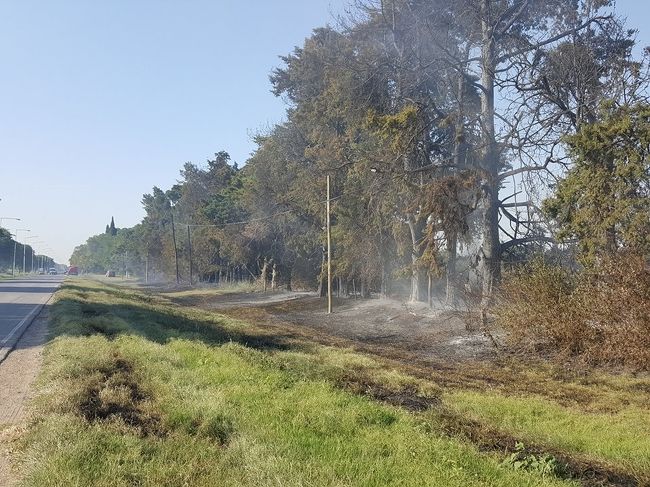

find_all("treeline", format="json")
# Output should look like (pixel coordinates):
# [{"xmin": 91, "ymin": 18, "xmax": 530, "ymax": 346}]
[
  {"xmin": 72, "ymin": 0, "xmax": 649, "ymax": 308},
  {"xmin": 0, "ymin": 228, "xmax": 55, "ymax": 274}
]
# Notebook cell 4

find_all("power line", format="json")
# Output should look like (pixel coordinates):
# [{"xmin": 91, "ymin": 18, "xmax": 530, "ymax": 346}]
[{"xmin": 176, "ymin": 209, "xmax": 296, "ymax": 228}]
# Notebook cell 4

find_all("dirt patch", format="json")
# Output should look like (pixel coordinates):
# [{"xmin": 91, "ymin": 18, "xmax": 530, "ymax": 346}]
[{"xmin": 77, "ymin": 354, "xmax": 165, "ymax": 438}]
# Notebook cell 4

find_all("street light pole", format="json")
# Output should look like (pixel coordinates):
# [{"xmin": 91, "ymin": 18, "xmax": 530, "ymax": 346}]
[
  {"xmin": 29, "ymin": 242, "xmax": 45, "ymax": 272},
  {"xmin": 0, "ymin": 217, "xmax": 20, "ymax": 228},
  {"xmin": 13, "ymin": 229, "xmax": 30, "ymax": 277},
  {"xmin": 24, "ymin": 236, "xmax": 39, "ymax": 274},
  {"xmin": 169, "ymin": 207, "xmax": 180, "ymax": 285},
  {"xmin": 187, "ymin": 224, "xmax": 193, "ymax": 286}
]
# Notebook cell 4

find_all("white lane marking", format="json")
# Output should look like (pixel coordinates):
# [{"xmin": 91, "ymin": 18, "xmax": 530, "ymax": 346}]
[{"xmin": 0, "ymin": 304, "xmax": 41, "ymax": 346}]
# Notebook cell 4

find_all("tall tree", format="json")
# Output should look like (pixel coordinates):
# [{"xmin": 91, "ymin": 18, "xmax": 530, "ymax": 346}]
[{"xmin": 544, "ymin": 103, "xmax": 650, "ymax": 262}]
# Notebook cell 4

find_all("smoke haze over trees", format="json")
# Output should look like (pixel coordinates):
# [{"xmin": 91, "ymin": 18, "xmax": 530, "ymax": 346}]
[{"xmin": 71, "ymin": 0, "xmax": 649, "ymax": 311}]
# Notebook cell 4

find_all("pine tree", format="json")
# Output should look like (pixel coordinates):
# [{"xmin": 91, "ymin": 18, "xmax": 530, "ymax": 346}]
[{"xmin": 544, "ymin": 103, "xmax": 650, "ymax": 263}]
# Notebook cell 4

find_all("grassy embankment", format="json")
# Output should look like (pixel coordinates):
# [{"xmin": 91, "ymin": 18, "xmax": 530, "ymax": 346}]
[{"xmin": 12, "ymin": 279, "xmax": 650, "ymax": 486}]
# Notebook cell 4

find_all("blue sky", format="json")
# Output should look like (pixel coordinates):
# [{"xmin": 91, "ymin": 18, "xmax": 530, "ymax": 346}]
[{"xmin": 0, "ymin": 0, "xmax": 647, "ymax": 264}]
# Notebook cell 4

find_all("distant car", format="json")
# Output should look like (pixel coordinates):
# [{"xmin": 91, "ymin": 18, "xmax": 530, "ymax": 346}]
[
  {"xmin": 48, "ymin": 268, "xmax": 57, "ymax": 275},
  {"xmin": 66, "ymin": 266, "xmax": 79, "ymax": 276},
  {"xmin": 105, "ymin": 270, "xmax": 116, "ymax": 277},
  {"xmin": 38, "ymin": 268, "xmax": 45, "ymax": 275}
]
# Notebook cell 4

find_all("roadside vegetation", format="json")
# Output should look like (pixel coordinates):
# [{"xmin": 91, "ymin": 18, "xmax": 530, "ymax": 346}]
[
  {"xmin": 11, "ymin": 278, "xmax": 649, "ymax": 486},
  {"xmin": 21, "ymin": 1, "xmax": 649, "ymax": 485},
  {"xmin": 0, "ymin": 228, "xmax": 55, "ymax": 276},
  {"xmin": 497, "ymin": 253, "xmax": 650, "ymax": 368},
  {"xmin": 66, "ymin": 0, "xmax": 649, "ymax": 375}
]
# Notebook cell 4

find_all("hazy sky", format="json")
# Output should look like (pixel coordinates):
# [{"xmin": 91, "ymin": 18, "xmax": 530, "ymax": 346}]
[{"xmin": 0, "ymin": 0, "xmax": 647, "ymax": 264}]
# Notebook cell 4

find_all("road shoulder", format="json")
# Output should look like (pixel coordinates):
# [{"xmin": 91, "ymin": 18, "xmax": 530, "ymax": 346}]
[{"xmin": 0, "ymin": 306, "xmax": 50, "ymax": 486}]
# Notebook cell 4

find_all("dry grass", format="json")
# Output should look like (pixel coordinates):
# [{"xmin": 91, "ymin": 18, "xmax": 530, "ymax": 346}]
[{"xmin": 496, "ymin": 254, "xmax": 650, "ymax": 369}]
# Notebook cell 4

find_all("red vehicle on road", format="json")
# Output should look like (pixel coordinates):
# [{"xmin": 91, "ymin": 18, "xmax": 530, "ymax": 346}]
[{"xmin": 66, "ymin": 266, "xmax": 79, "ymax": 275}]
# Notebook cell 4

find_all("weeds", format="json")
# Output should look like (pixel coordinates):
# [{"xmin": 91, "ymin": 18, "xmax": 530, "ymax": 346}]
[
  {"xmin": 503, "ymin": 443, "xmax": 567, "ymax": 478},
  {"xmin": 496, "ymin": 253, "xmax": 650, "ymax": 369}
]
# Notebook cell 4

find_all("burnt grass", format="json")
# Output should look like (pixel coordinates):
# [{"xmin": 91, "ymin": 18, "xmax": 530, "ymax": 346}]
[
  {"xmin": 64, "ymin": 283, "xmax": 648, "ymax": 486},
  {"xmin": 213, "ymin": 302, "xmax": 647, "ymax": 414},
  {"xmin": 74, "ymin": 352, "xmax": 235, "ymax": 446},
  {"xmin": 336, "ymin": 371, "xmax": 642, "ymax": 487},
  {"xmin": 76, "ymin": 352, "xmax": 166, "ymax": 438}
]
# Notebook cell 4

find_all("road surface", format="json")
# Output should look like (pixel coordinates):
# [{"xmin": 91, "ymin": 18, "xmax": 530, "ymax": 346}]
[{"xmin": 0, "ymin": 275, "xmax": 62, "ymax": 363}]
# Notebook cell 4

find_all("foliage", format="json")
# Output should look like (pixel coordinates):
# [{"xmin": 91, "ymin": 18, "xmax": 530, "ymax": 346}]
[
  {"xmin": 545, "ymin": 103, "xmax": 650, "ymax": 263},
  {"xmin": 0, "ymin": 226, "xmax": 55, "ymax": 272},
  {"xmin": 67, "ymin": 0, "xmax": 647, "ymax": 306},
  {"xmin": 496, "ymin": 253, "xmax": 650, "ymax": 368},
  {"xmin": 502, "ymin": 443, "xmax": 566, "ymax": 478}
]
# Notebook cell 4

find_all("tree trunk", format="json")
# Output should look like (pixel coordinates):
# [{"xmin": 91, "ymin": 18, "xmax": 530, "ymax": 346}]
[
  {"xmin": 271, "ymin": 263, "xmax": 277, "ymax": 291},
  {"xmin": 407, "ymin": 216, "xmax": 422, "ymax": 303},
  {"xmin": 446, "ymin": 232, "xmax": 457, "ymax": 306},
  {"xmin": 604, "ymin": 155, "xmax": 618, "ymax": 253},
  {"xmin": 479, "ymin": 0, "xmax": 501, "ymax": 309},
  {"xmin": 360, "ymin": 279, "xmax": 370, "ymax": 299},
  {"xmin": 261, "ymin": 258, "xmax": 268, "ymax": 292},
  {"xmin": 380, "ymin": 256, "xmax": 390, "ymax": 299},
  {"xmin": 447, "ymin": 48, "xmax": 467, "ymax": 308}
]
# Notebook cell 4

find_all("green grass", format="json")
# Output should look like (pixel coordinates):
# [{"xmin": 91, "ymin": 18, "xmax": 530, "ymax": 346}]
[
  {"xmin": 24, "ymin": 334, "xmax": 573, "ymax": 487},
  {"xmin": 444, "ymin": 391, "xmax": 650, "ymax": 478},
  {"xmin": 12, "ymin": 279, "xmax": 650, "ymax": 485}
]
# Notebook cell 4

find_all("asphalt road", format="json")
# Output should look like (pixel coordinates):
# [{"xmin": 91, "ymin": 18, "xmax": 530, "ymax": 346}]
[{"xmin": 0, "ymin": 275, "xmax": 63, "ymax": 363}]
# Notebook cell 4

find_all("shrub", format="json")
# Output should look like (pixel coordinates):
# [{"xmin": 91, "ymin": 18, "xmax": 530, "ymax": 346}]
[{"xmin": 496, "ymin": 253, "xmax": 650, "ymax": 369}]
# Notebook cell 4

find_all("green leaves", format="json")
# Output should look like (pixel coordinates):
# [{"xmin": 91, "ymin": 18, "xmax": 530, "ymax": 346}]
[
  {"xmin": 545, "ymin": 103, "xmax": 650, "ymax": 263},
  {"xmin": 502, "ymin": 442, "xmax": 567, "ymax": 478}
]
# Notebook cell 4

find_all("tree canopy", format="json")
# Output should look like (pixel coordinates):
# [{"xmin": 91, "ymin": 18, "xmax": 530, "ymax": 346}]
[{"xmin": 71, "ymin": 0, "xmax": 648, "ymax": 302}]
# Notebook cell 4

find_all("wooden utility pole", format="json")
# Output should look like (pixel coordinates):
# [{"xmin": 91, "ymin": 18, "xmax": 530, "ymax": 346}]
[
  {"xmin": 170, "ymin": 210, "xmax": 180, "ymax": 285},
  {"xmin": 187, "ymin": 224, "xmax": 193, "ymax": 286},
  {"xmin": 326, "ymin": 174, "xmax": 332, "ymax": 314}
]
